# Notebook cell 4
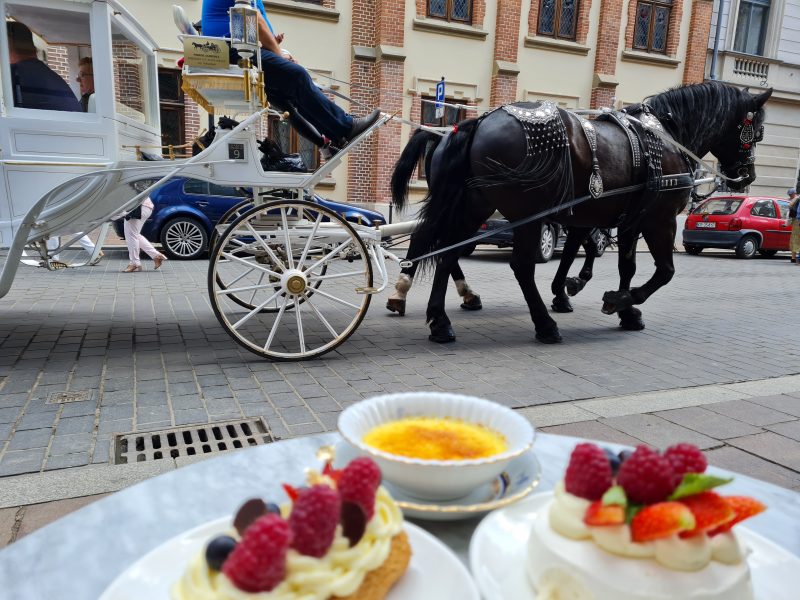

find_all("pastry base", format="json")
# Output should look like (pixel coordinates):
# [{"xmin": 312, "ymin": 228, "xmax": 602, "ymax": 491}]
[{"xmin": 334, "ymin": 531, "xmax": 411, "ymax": 600}]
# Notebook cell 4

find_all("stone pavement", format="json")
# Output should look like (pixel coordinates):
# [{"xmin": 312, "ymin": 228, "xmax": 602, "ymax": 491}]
[{"xmin": 0, "ymin": 247, "xmax": 799, "ymax": 545}]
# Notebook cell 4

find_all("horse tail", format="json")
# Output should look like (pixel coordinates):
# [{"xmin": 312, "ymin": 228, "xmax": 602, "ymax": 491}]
[
  {"xmin": 391, "ymin": 129, "xmax": 441, "ymax": 212},
  {"xmin": 416, "ymin": 118, "xmax": 480, "ymax": 258}
]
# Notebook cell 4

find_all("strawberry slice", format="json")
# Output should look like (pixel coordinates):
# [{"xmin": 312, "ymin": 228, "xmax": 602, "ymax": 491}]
[
  {"xmin": 708, "ymin": 496, "xmax": 766, "ymax": 535},
  {"xmin": 678, "ymin": 491, "xmax": 735, "ymax": 538},
  {"xmin": 584, "ymin": 501, "xmax": 625, "ymax": 526},
  {"xmin": 631, "ymin": 502, "xmax": 695, "ymax": 542}
]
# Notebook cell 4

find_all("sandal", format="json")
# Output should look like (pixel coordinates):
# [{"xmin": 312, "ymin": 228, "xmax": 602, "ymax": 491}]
[
  {"xmin": 123, "ymin": 264, "xmax": 142, "ymax": 273},
  {"xmin": 154, "ymin": 254, "xmax": 168, "ymax": 270}
]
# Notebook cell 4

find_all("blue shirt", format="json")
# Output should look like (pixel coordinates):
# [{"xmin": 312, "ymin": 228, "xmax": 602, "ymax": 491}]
[
  {"xmin": 10, "ymin": 59, "xmax": 82, "ymax": 112},
  {"xmin": 201, "ymin": 0, "xmax": 274, "ymax": 38}
]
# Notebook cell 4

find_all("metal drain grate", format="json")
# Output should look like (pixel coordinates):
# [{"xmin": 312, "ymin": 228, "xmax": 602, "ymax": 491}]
[
  {"xmin": 112, "ymin": 418, "xmax": 272, "ymax": 464},
  {"xmin": 47, "ymin": 390, "xmax": 93, "ymax": 404}
]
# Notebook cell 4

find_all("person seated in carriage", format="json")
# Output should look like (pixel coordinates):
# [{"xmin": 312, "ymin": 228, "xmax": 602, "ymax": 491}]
[
  {"xmin": 201, "ymin": 0, "xmax": 380, "ymax": 152},
  {"xmin": 7, "ymin": 22, "xmax": 82, "ymax": 112}
]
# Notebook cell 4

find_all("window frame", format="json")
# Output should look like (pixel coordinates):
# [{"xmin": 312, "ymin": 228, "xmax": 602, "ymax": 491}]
[
  {"xmin": 426, "ymin": 0, "xmax": 473, "ymax": 24},
  {"xmin": 536, "ymin": 0, "xmax": 580, "ymax": 41},
  {"xmin": 267, "ymin": 115, "xmax": 320, "ymax": 172},
  {"xmin": 632, "ymin": 0, "xmax": 673, "ymax": 54},
  {"xmin": 417, "ymin": 97, "xmax": 467, "ymax": 179},
  {"xmin": 750, "ymin": 199, "xmax": 776, "ymax": 218},
  {"xmin": 733, "ymin": 0, "xmax": 770, "ymax": 57},
  {"xmin": 158, "ymin": 68, "xmax": 185, "ymax": 154}
]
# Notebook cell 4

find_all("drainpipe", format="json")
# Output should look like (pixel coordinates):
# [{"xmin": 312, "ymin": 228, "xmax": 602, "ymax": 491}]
[{"xmin": 709, "ymin": 0, "xmax": 725, "ymax": 80}]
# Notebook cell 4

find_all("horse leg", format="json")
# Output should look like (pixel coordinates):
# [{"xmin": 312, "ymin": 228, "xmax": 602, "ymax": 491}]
[
  {"xmin": 602, "ymin": 230, "xmax": 645, "ymax": 330},
  {"xmin": 551, "ymin": 227, "xmax": 587, "ymax": 312},
  {"xmin": 571, "ymin": 231, "xmax": 599, "ymax": 293},
  {"xmin": 386, "ymin": 229, "xmax": 429, "ymax": 316},
  {"xmin": 451, "ymin": 260, "xmax": 482, "ymax": 311},
  {"xmin": 626, "ymin": 221, "xmax": 677, "ymax": 307},
  {"xmin": 426, "ymin": 255, "xmax": 459, "ymax": 343},
  {"xmin": 513, "ymin": 222, "xmax": 561, "ymax": 343}
]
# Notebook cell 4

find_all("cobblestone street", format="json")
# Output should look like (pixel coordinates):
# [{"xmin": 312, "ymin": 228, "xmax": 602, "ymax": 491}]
[{"xmin": 1, "ymin": 247, "xmax": 799, "ymax": 543}]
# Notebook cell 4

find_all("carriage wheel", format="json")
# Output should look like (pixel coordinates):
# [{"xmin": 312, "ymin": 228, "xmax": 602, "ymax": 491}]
[
  {"xmin": 208, "ymin": 199, "xmax": 373, "ymax": 361},
  {"xmin": 209, "ymin": 198, "xmax": 253, "ymax": 254}
]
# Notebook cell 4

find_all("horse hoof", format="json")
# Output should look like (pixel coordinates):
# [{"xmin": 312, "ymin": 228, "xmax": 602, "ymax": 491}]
[
  {"xmin": 535, "ymin": 330, "xmax": 563, "ymax": 344},
  {"xmin": 565, "ymin": 277, "xmax": 585, "ymax": 297},
  {"xmin": 551, "ymin": 296, "xmax": 573, "ymax": 313},
  {"xmin": 601, "ymin": 290, "xmax": 633, "ymax": 314},
  {"xmin": 620, "ymin": 318, "xmax": 645, "ymax": 331},
  {"xmin": 386, "ymin": 298, "xmax": 406, "ymax": 316},
  {"xmin": 428, "ymin": 326, "xmax": 456, "ymax": 343},
  {"xmin": 460, "ymin": 294, "xmax": 482, "ymax": 311}
]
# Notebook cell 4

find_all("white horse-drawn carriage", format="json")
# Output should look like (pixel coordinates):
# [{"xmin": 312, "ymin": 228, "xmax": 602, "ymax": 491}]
[{"xmin": 0, "ymin": 0, "xmax": 416, "ymax": 361}]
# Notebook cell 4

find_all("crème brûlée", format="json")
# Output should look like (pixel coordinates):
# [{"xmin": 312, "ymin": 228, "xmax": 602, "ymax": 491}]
[
  {"xmin": 172, "ymin": 457, "xmax": 410, "ymax": 600},
  {"xmin": 527, "ymin": 443, "xmax": 766, "ymax": 600},
  {"xmin": 362, "ymin": 416, "xmax": 507, "ymax": 460}
]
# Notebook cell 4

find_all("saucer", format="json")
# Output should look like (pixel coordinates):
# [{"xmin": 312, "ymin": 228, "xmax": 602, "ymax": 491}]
[{"xmin": 334, "ymin": 441, "xmax": 541, "ymax": 521}]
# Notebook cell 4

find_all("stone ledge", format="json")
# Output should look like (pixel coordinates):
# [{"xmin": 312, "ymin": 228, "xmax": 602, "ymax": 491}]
[
  {"xmin": 265, "ymin": 0, "xmax": 339, "ymax": 23},
  {"xmin": 593, "ymin": 72, "xmax": 619, "ymax": 89},
  {"xmin": 524, "ymin": 35, "xmax": 591, "ymax": 56},
  {"xmin": 412, "ymin": 17, "xmax": 489, "ymax": 40},
  {"xmin": 621, "ymin": 49, "xmax": 680, "ymax": 68},
  {"xmin": 494, "ymin": 60, "xmax": 520, "ymax": 76},
  {"xmin": 377, "ymin": 45, "xmax": 406, "ymax": 62},
  {"xmin": 352, "ymin": 46, "xmax": 377, "ymax": 62}
]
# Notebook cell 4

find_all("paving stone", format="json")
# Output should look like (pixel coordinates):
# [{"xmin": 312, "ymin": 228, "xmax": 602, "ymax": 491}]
[
  {"xmin": 97, "ymin": 419, "xmax": 133, "ymax": 435},
  {"xmin": 15, "ymin": 411, "xmax": 57, "ymax": 431},
  {"xmin": 279, "ymin": 406, "xmax": 314, "ymax": 425},
  {"xmin": 99, "ymin": 404, "xmax": 134, "ymax": 421},
  {"xmin": 137, "ymin": 392, "xmax": 168, "ymax": 407},
  {"xmin": 58, "ymin": 401, "xmax": 98, "ymax": 418},
  {"xmin": 49, "ymin": 433, "xmax": 92, "ymax": 455},
  {"xmin": 0, "ymin": 449, "xmax": 45, "ymax": 476},
  {"xmin": 288, "ymin": 422, "xmax": 324, "ymax": 436},
  {"xmin": 269, "ymin": 392, "xmax": 303, "ymax": 408},
  {"xmin": 598, "ymin": 414, "xmax": 720, "ymax": 450},
  {"xmin": 137, "ymin": 406, "xmax": 172, "ymax": 424},
  {"xmin": 539, "ymin": 420, "xmax": 642, "ymax": 446},
  {"xmin": 92, "ymin": 438, "xmax": 111, "ymax": 464},
  {"xmin": 704, "ymin": 400, "xmax": 796, "ymax": 426},
  {"xmin": 0, "ymin": 423, "xmax": 12, "ymax": 441},
  {"xmin": 55, "ymin": 416, "xmax": 95, "ymax": 436},
  {"xmin": 7, "ymin": 428, "xmax": 52, "ymax": 451},
  {"xmin": 174, "ymin": 409, "xmax": 209, "ymax": 426},
  {"xmin": 728, "ymin": 432, "xmax": 800, "ymax": 471},
  {"xmin": 746, "ymin": 394, "xmax": 800, "ymax": 418},
  {"xmin": 44, "ymin": 453, "xmax": 90, "ymax": 471},
  {"xmin": 704, "ymin": 446, "xmax": 800, "ymax": 490},
  {"xmin": 202, "ymin": 386, "xmax": 234, "ymax": 400},
  {"xmin": 15, "ymin": 494, "xmax": 109, "ymax": 539},
  {"xmin": 169, "ymin": 382, "xmax": 200, "ymax": 397},
  {"xmin": 654, "ymin": 406, "xmax": 762, "ymax": 439},
  {"xmin": 0, "ymin": 507, "xmax": 18, "ymax": 549},
  {"xmin": 764, "ymin": 420, "xmax": 800, "ymax": 442},
  {"xmin": 0, "ymin": 407, "xmax": 22, "ymax": 424}
]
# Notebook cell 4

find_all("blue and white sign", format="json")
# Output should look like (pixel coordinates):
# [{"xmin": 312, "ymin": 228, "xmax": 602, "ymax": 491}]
[{"xmin": 435, "ymin": 78, "xmax": 446, "ymax": 120}]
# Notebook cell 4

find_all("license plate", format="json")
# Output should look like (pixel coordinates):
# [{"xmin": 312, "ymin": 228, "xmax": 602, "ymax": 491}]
[{"xmin": 696, "ymin": 222, "xmax": 716, "ymax": 228}]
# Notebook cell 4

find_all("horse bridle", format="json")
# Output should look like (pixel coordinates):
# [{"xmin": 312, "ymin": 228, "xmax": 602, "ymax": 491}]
[{"xmin": 729, "ymin": 111, "xmax": 765, "ymax": 178}]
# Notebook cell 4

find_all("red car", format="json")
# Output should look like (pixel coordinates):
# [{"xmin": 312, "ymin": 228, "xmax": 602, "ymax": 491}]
[{"xmin": 683, "ymin": 195, "xmax": 793, "ymax": 258}]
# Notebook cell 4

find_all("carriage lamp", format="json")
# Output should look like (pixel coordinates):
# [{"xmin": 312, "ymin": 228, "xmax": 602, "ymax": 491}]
[{"xmin": 230, "ymin": 0, "xmax": 259, "ymax": 60}]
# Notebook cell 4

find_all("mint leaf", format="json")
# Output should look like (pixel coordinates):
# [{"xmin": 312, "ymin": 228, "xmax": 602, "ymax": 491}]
[
  {"xmin": 602, "ymin": 485, "xmax": 627, "ymax": 507},
  {"xmin": 668, "ymin": 473, "xmax": 733, "ymax": 500},
  {"xmin": 625, "ymin": 504, "xmax": 643, "ymax": 524}
]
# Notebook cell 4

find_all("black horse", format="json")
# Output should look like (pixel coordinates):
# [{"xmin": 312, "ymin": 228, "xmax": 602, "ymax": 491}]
[{"xmin": 391, "ymin": 82, "xmax": 771, "ymax": 343}]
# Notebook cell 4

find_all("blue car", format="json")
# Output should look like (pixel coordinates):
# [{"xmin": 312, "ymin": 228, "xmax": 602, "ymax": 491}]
[{"xmin": 114, "ymin": 177, "xmax": 387, "ymax": 260}]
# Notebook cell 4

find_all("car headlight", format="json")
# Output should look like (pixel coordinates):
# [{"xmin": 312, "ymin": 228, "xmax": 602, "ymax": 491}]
[{"xmin": 130, "ymin": 179, "xmax": 159, "ymax": 193}]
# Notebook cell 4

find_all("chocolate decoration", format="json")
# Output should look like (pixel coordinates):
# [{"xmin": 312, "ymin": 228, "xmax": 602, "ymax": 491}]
[
  {"xmin": 234, "ymin": 498, "xmax": 269, "ymax": 536},
  {"xmin": 341, "ymin": 501, "xmax": 367, "ymax": 547}
]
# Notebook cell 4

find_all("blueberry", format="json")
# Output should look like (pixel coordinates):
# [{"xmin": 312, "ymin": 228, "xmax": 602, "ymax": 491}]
[
  {"xmin": 603, "ymin": 447, "xmax": 621, "ymax": 474},
  {"xmin": 205, "ymin": 535, "xmax": 237, "ymax": 571},
  {"xmin": 618, "ymin": 449, "xmax": 634, "ymax": 464},
  {"xmin": 265, "ymin": 502, "xmax": 281, "ymax": 515}
]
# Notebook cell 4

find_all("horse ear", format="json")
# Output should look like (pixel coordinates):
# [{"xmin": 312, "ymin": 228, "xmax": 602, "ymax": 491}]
[{"xmin": 753, "ymin": 88, "xmax": 773, "ymax": 107}]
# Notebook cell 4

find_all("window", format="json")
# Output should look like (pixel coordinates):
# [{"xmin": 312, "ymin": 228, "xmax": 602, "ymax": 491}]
[
  {"xmin": 159, "ymin": 69, "xmax": 185, "ymax": 153},
  {"xmin": 733, "ymin": 0, "xmax": 770, "ymax": 56},
  {"xmin": 751, "ymin": 200, "xmax": 776, "ymax": 218},
  {"xmin": 427, "ymin": 0, "xmax": 472, "ymax": 23},
  {"xmin": 4, "ymin": 3, "xmax": 92, "ymax": 113},
  {"xmin": 208, "ymin": 183, "xmax": 248, "ymax": 197},
  {"xmin": 632, "ymin": 0, "xmax": 672, "ymax": 53},
  {"xmin": 418, "ymin": 97, "xmax": 467, "ymax": 178},
  {"xmin": 268, "ymin": 117, "xmax": 320, "ymax": 171},
  {"xmin": 184, "ymin": 179, "xmax": 208, "ymax": 195},
  {"xmin": 777, "ymin": 201, "xmax": 790, "ymax": 219},
  {"xmin": 537, "ymin": 0, "xmax": 579, "ymax": 40},
  {"xmin": 111, "ymin": 22, "xmax": 154, "ymax": 124}
]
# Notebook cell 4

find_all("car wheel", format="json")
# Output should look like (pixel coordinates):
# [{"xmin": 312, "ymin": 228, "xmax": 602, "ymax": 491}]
[
  {"xmin": 734, "ymin": 235, "xmax": 758, "ymax": 259},
  {"xmin": 534, "ymin": 224, "xmax": 556, "ymax": 263},
  {"xmin": 758, "ymin": 249, "xmax": 778, "ymax": 257},
  {"xmin": 160, "ymin": 217, "xmax": 208, "ymax": 260},
  {"xmin": 684, "ymin": 244, "xmax": 703, "ymax": 255}
]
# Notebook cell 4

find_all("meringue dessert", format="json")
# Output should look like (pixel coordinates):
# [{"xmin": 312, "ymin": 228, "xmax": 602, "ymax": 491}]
[{"xmin": 527, "ymin": 443, "xmax": 765, "ymax": 600}]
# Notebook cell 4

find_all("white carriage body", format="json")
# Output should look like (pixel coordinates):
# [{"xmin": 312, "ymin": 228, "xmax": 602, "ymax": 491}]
[{"xmin": 0, "ymin": 0, "xmax": 161, "ymax": 248}]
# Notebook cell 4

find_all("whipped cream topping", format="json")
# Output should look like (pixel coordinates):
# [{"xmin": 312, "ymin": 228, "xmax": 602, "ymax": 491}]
[
  {"xmin": 172, "ymin": 487, "xmax": 403, "ymax": 600},
  {"xmin": 548, "ymin": 481, "xmax": 747, "ymax": 571}
]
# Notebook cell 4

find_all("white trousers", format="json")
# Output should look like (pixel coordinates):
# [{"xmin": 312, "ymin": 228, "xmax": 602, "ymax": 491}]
[
  {"xmin": 123, "ymin": 205, "xmax": 160, "ymax": 265},
  {"xmin": 46, "ymin": 235, "xmax": 96, "ymax": 260}
]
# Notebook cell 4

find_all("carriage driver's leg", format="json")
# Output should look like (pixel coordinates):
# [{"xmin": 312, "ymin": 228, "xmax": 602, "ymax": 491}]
[{"xmin": 512, "ymin": 221, "xmax": 561, "ymax": 344}]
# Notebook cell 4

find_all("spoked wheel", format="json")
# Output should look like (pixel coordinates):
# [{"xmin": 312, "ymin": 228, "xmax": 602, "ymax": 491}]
[
  {"xmin": 209, "ymin": 199, "xmax": 253, "ymax": 254},
  {"xmin": 208, "ymin": 199, "xmax": 373, "ymax": 361}
]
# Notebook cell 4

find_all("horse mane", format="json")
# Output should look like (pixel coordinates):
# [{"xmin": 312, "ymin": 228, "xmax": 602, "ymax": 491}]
[{"xmin": 626, "ymin": 82, "xmax": 763, "ymax": 152}]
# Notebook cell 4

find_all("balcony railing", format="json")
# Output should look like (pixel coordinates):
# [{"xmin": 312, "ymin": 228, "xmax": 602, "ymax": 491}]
[{"xmin": 732, "ymin": 56, "xmax": 770, "ymax": 83}]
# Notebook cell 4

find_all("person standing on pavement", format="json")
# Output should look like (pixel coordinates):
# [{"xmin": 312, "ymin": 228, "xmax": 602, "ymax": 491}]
[
  {"xmin": 787, "ymin": 188, "xmax": 799, "ymax": 264},
  {"xmin": 122, "ymin": 199, "xmax": 167, "ymax": 272}
]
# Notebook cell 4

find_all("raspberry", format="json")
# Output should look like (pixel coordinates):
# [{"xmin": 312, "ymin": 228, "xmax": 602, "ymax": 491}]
[
  {"xmin": 616, "ymin": 445, "xmax": 677, "ymax": 504},
  {"xmin": 664, "ymin": 443, "xmax": 707, "ymax": 485},
  {"xmin": 564, "ymin": 443, "xmax": 613, "ymax": 500},
  {"xmin": 289, "ymin": 484, "xmax": 341, "ymax": 557},
  {"xmin": 338, "ymin": 457, "xmax": 382, "ymax": 520},
  {"xmin": 222, "ymin": 514, "xmax": 291, "ymax": 593}
]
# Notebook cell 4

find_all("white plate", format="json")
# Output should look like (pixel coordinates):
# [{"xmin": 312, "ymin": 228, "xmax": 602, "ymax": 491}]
[
  {"xmin": 335, "ymin": 443, "xmax": 542, "ymax": 521},
  {"xmin": 469, "ymin": 492, "xmax": 800, "ymax": 600},
  {"xmin": 101, "ymin": 519, "xmax": 479, "ymax": 600}
]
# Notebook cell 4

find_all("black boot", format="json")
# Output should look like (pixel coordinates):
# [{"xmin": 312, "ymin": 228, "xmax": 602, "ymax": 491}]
[{"xmin": 345, "ymin": 109, "xmax": 381, "ymax": 143}]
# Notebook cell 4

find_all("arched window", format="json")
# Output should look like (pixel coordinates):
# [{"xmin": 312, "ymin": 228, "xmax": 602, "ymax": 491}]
[
  {"xmin": 427, "ymin": 0, "xmax": 472, "ymax": 23},
  {"xmin": 733, "ymin": 0, "xmax": 770, "ymax": 56},
  {"xmin": 632, "ymin": 0, "xmax": 672, "ymax": 53},
  {"xmin": 537, "ymin": 0, "xmax": 579, "ymax": 40}
]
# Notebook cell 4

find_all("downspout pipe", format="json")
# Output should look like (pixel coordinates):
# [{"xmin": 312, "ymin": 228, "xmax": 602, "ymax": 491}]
[{"xmin": 709, "ymin": 0, "xmax": 725, "ymax": 80}]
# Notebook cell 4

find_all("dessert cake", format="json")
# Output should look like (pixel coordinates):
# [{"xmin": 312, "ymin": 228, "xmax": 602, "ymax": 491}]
[
  {"xmin": 173, "ymin": 456, "xmax": 410, "ymax": 599},
  {"xmin": 527, "ymin": 443, "xmax": 765, "ymax": 600}
]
